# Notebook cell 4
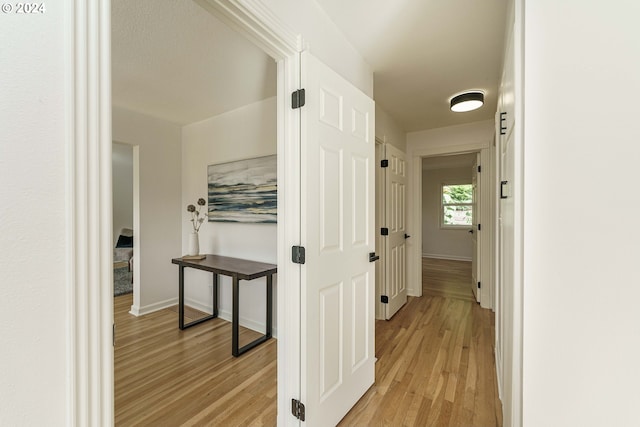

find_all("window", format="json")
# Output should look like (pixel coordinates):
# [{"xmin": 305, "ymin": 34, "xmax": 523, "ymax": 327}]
[{"xmin": 441, "ymin": 183, "xmax": 473, "ymax": 227}]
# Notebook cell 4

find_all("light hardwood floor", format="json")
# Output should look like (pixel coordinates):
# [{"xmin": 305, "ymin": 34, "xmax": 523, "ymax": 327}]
[
  {"xmin": 114, "ymin": 295, "xmax": 277, "ymax": 426},
  {"xmin": 338, "ymin": 257, "xmax": 502, "ymax": 426},
  {"xmin": 115, "ymin": 257, "xmax": 501, "ymax": 426},
  {"xmin": 421, "ymin": 257, "xmax": 477, "ymax": 302}
]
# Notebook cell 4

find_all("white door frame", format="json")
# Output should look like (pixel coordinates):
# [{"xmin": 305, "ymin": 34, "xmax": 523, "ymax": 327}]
[
  {"xmin": 407, "ymin": 143, "xmax": 494, "ymax": 309},
  {"xmin": 67, "ymin": 1, "xmax": 304, "ymax": 425},
  {"xmin": 195, "ymin": 3, "xmax": 302, "ymax": 423}
]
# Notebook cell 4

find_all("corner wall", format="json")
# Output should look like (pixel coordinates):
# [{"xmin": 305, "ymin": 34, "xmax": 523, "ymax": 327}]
[
  {"xmin": 181, "ymin": 97, "xmax": 278, "ymax": 334},
  {"xmin": 263, "ymin": 0, "xmax": 373, "ymax": 96},
  {"xmin": 112, "ymin": 107, "xmax": 182, "ymax": 313},
  {"xmin": 376, "ymin": 104, "xmax": 406, "ymax": 151}
]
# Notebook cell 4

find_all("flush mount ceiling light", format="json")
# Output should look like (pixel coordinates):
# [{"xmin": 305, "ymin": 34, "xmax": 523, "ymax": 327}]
[{"xmin": 450, "ymin": 91, "xmax": 484, "ymax": 112}]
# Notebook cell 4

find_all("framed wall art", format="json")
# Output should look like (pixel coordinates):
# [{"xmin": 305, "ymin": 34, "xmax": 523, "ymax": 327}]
[{"xmin": 207, "ymin": 155, "xmax": 277, "ymax": 223}]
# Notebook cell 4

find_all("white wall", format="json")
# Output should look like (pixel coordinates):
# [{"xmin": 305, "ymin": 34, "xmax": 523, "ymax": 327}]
[
  {"xmin": 266, "ymin": 0, "xmax": 373, "ymax": 97},
  {"xmin": 182, "ymin": 97, "xmax": 277, "ymax": 334},
  {"xmin": 112, "ymin": 107, "xmax": 182, "ymax": 314},
  {"xmin": 521, "ymin": 2, "xmax": 640, "ymax": 426},
  {"xmin": 112, "ymin": 142, "xmax": 134, "ymax": 246},
  {"xmin": 422, "ymin": 166, "xmax": 472, "ymax": 260},
  {"xmin": 0, "ymin": 6, "xmax": 68, "ymax": 425},
  {"xmin": 408, "ymin": 120, "xmax": 494, "ymax": 150},
  {"xmin": 376, "ymin": 104, "xmax": 406, "ymax": 151}
]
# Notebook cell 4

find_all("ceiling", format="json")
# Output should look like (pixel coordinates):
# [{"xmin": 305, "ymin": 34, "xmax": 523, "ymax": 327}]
[
  {"xmin": 112, "ymin": 0, "xmax": 508, "ymax": 132},
  {"xmin": 316, "ymin": 0, "xmax": 509, "ymax": 132},
  {"xmin": 112, "ymin": 0, "xmax": 276, "ymax": 125}
]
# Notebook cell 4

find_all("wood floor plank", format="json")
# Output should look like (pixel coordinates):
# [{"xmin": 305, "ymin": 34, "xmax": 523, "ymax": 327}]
[
  {"xmin": 114, "ymin": 296, "xmax": 277, "ymax": 426},
  {"xmin": 338, "ymin": 257, "xmax": 502, "ymax": 426},
  {"xmin": 115, "ymin": 257, "xmax": 501, "ymax": 426}
]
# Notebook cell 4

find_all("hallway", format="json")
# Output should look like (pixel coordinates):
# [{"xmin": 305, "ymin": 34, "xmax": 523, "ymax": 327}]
[{"xmin": 339, "ymin": 257, "xmax": 502, "ymax": 426}]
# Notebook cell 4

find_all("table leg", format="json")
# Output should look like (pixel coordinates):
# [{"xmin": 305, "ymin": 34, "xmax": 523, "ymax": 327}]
[
  {"xmin": 178, "ymin": 266, "xmax": 217, "ymax": 330},
  {"xmin": 179, "ymin": 265, "xmax": 185, "ymax": 330},
  {"xmin": 266, "ymin": 274, "xmax": 273, "ymax": 338},
  {"xmin": 232, "ymin": 275, "xmax": 240, "ymax": 357},
  {"xmin": 233, "ymin": 274, "xmax": 274, "ymax": 357},
  {"xmin": 212, "ymin": 273, "xmax": 219, "ymax": 318}
]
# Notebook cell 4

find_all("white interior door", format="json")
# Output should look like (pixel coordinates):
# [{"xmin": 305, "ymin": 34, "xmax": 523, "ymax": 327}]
[
  {"xmin": 383, "ymin": 143, "xmax": 408, "ymax": 319},
  {"xmin": 375, "ymin": 141, "xmax": 385, "ymax": 320},
  {"xmin": 471, "ymin": 154, "xmax": 480, "ymax": 302},
  {"xmin": 300, "ymin": 51, "xmax": 376, "ymax": 427}
]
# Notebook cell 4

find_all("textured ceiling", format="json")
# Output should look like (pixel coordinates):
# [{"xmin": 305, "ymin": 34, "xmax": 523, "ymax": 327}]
[
  {"xmin": 112, "ymin": 0, "xmax": 276, "ymax": 125},
  {"xmin": 316, "ymin": 0, "xmax": 509, "ymax": 132}
]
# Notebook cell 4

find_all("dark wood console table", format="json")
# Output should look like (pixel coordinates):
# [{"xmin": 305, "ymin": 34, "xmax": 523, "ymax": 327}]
[{"xmin": 171, "ymin": 254, "xmax": 277, "ymax": 357}]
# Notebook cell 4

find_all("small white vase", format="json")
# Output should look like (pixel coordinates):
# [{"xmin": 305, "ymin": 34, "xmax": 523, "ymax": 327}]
[{"xmin": 187, "ymin": 231, "xmax": 199, "ymax": 256}]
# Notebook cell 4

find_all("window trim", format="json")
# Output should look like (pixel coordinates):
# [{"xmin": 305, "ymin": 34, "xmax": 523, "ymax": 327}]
[{"xmin": 440, "ymin": 181, "xmax": 473, "ymax": 229}]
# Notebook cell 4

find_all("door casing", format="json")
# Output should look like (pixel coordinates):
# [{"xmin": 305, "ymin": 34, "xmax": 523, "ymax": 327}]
[{"xmin": 407, "ymin": 144, "xmax": 495, "ymax": 309}]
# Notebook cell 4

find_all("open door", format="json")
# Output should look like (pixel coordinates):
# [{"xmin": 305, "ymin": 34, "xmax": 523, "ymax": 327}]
[
  {"xmin": 383, "ymin": 143, "xmax": 408, "ymax": 319},
  {"xmin": 471, "ymin": 153, "xmax": 481, "ymax": 302},
  {"xmin": 300, "ymin": 51, "xmax": 376, "ymax": 426}
]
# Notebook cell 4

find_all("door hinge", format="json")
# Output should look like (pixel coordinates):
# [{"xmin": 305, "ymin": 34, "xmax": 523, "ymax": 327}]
[
  {"xmin": 477, "ymin": 165, "xmax": 481, "ymax": 173},
  {"xmin": 291, "ymin": 246, "xmax": 306, "ymax": 264},
  {"xmin": 381, "ymin": 295, "xmax": 389, "ymax": 304},
  {"xmin": 478, "ymin": 223, "xmax": 481, "ymax": 231},
  {"xmin": 478, "ymin": 282, "xmax": 481, "ymax": 289},
  {"xmin": 291, "ymin": 399, "xmax": 306, "ymax": 421},
  {"xmin": 381, "ymin": 159, "xmax": 389, "ymax": 168},
  {"xmin": 113, "ymin": 323, "xmax": 116, "ymax": 347},
  {"xmin": 381, "ymin": 227, "xmax": 389, "ymax": 236},
  {"xmin": 291, "ymin": 89, "xmax": 306, "ymax": 109}
]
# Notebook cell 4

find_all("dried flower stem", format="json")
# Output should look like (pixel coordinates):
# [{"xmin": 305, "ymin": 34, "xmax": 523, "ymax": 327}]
[{"xmin": 187, "ymin": 198, "xmax": 207, "ymax": 233}]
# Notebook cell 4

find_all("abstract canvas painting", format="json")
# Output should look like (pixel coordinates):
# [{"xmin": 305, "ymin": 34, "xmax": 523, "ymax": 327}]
[{"xmin": 207, "ymin": 155, "xmax": 277, "ymax": 223}]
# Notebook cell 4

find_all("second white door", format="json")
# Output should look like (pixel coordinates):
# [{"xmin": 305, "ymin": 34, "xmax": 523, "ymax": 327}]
[{"xmin": 383, "ymin": 143, "xmax": 408, "ymax": 319}]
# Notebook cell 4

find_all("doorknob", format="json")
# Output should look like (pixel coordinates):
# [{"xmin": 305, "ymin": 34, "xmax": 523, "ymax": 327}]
[
  {"xmin": 404, "ymin": 234, "xmax": 411, "ymax": 239},
  {"xmin": 469, "ymin": 229, "xmax": 474, "ymax": 234},
  {"xmin": 369, "ymin": 252, "xmax": 380, "ymax": 262}
]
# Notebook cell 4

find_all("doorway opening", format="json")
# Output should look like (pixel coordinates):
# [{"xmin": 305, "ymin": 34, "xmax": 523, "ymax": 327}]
[
  {"xmin": 111, "ymin": 1, "xmax": 283, "ymax": 424},
  {"xmin": 409, "ymin": 145, "xmax": 496, "ymax": 311},
  {"xmin": 421, "ymin": 153, "xmax": 478, "ymax": 301}
]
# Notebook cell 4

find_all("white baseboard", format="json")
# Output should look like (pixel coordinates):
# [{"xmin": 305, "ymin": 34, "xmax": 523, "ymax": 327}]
[
  {"xmin": 129, "ymin": 296, "xmax": 277, "ymax": 338},
  {"xmin": 185, "ymin": 297, "xmax": 278, "ymax": 339},
  {"xmin": 129, "ymin": 297, "xmax": 178, "ymax": 317},
  {"xmin": 422, "ymin": 253, "xmax": 472, "ymax": 262},
  {"xmin": 183, "ymin": 297, "xmax": 212, "ymax": 318}
]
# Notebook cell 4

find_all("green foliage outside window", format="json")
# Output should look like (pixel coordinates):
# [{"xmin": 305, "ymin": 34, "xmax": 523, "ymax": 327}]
[{"xmin": 442, "ymin": 184, "xmax": 473, "ymax": 226}]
